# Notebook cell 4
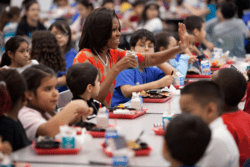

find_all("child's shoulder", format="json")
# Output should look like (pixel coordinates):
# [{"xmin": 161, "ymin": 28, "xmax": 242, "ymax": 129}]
[{"xmin": 18, "ymin": 106, "xmax": 42, "ymax": 117}]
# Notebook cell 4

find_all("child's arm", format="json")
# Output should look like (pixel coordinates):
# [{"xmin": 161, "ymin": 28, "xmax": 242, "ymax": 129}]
[
  {"xmin": 57, "ymin": 75, "xmax": 66, "ymax": 87},
  {"xmin": 36, "ymin": 100, "xmax": 92, "ymax": 137},
  {"xmin": 120, "ymin": 75, "xmax": 174, "ymax": 99},
  {"xmin": 157, "ymin": 63, "xmax": 178, "ymax": 75},
  {"xmin": 183, "ymin": 4, "xmax": 210, "ymax": 17},
  {"xmin": 192, "ymin": 46, "xmax": 202, "ymax": 55}
]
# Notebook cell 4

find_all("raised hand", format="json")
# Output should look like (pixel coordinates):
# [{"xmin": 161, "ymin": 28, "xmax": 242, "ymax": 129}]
[{"xmin": 178, "ymin": 23, "xmax": 189, "ymax": 51}]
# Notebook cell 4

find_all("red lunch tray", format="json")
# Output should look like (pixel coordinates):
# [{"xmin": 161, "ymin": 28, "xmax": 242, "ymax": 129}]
[
  {"xmin": 210, "ymin": 64, "xmax": 230, "ymax": 71},
  {"xmin": 186, "ymin": 74, "xmax": 212, "ymax": 79},
  {"xmin": 100, "ymin": 142, "xmax": 152, "ymax": 157},
  {"xmin": 143, "ymin": 93, "xmax": 173, "ymax": 103},
  {"xmin": 226, "ymin": 60, "xmax": 235, "ymax": 64},
  {"xmin": 109, "ymin": 108, "xmax": 147, "ymax": 119},
  {"xmin": 152, "ymin": 126, "xmax": 165, "ymax": 136},
  {"xmin": 173, "ymin": 85, "xmax": 183, "ymax": 89},
  {"xmin": 32, "ymin": 141, "xmax": 81, "ymax": 155},
  {"xmin": 88, "ymin": 124, "xmax": 115, "ymax": 138}
]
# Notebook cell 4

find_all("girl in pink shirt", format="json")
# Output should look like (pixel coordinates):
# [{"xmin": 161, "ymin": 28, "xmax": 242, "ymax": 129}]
[{"xmin": 18, "ymin": 64, "xmax": 93, "ymax": 142}]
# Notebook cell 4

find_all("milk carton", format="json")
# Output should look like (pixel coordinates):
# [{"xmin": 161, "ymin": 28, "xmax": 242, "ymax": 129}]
[
  {"xmin": 201, "ymin": 60, "xmax": 211, "ymax": 75},
  {"xmin": 173, "ymin": 72, "xmax": 184, "ymax": 86},
  {"xmin": 96, "ymin": 107, "xmax": 109, "ymax": 129},
  {"xmin": 126, "ymin": 51, "xmax": 138, "ymax": 69},
  {"xmin": 162, "ymin": 111, "xmax": 174, "ymax": 130},
  {"xmin": 131, "ymin": 92, "xmax": 142, "ymax": 111}
]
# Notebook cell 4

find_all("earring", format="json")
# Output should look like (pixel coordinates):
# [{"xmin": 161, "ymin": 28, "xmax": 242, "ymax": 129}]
[{"xmin": 29, "ymin": 97, "xmax": 33, "ymax": 101}]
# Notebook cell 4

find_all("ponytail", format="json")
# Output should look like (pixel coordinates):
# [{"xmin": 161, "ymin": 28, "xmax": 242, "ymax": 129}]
[
  {"xmin": 0, "ymin": 52, "xmax": 11, "ymax": 67},
  {"xmin": 0, "ymin": 81, "xmax": 12, "ymax": 116},
  {"xmin": 0, "ymin": 69, "xmax": 27, "ymax": 115}
]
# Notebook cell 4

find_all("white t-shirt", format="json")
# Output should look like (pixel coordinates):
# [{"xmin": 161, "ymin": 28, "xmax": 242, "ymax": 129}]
[
  {"xmin": 18, "ymin": 106, "xmax": 52, "ymax": 142},
  {"xmin": 137, "ymin": 18, "xmax": 163, "ymax": 33},
  {"xmin": 196, "ymin": 117, "xmax": 239, "ymax": 167},
  {"xmin": 2, "ymin": 59, "xmax": 39, "ymax": 73}
]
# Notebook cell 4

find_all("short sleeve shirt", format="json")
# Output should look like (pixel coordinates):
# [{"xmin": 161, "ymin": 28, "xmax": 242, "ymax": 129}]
[
  {"xmin": 18, "ymin": 106, "xmax": 51, "ymax": 142},
  {"xmin": 111, "ymin": 67, "xmax": 165, "ymax": 107},
  {"xmin": 73, "ymin": 48, "xmax": 147, "ymax": 107}
]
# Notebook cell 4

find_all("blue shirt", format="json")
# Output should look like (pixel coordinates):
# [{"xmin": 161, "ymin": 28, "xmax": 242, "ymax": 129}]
[
  {"xmin": 206, "ymin": 4, "xmax": 217, "ymax": 21},
  {"xmin": 169, "ymin": 54, "xmax": 190, "ymax": 77},
  {"xmin": 111, "ymin": 67, "xmax": 165, "ymax": 107},
  {"xmin": 57, "ymin": 48, "xmax": 77, "ymax": 92}
]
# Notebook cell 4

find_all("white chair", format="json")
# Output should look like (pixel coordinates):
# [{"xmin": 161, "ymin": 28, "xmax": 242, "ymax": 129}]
[{"xmin": 57, "ymin": 90, "xmax": 73, "ymax": 109}]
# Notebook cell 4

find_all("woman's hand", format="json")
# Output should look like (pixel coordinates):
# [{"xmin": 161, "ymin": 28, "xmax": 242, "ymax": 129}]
[
  {"xmin": 178, "ymin": 23, "xmax": 189, "ymax": 51},
  {"xmin": 114, "ymin": 55, "xmax": 138, "ymax": 72}
]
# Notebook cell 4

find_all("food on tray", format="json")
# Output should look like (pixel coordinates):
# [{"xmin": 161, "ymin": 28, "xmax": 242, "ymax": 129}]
[
  {"xmin": 35, "ymin": 136, "xmax": 60, "ymax": 149},
  {"xmin": 140, "ymin": 90, "xmax": 170, "ymax": 98}
]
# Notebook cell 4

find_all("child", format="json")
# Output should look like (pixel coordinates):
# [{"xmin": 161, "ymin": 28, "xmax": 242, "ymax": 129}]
[
  {"xmin": 0, "ymin": 36, "xmax": 38, "ymax": 73},
  {"xmin": 111, "ymin": 29, "xmax": 174, "ymax": 107},
  {"xmin": 0, "ymin": 69, "xmax": 29, "ymax": 152},
  {"xmin": 212, "ymin": 2, "xmax": 249, "ymax": 57},
  {"xmin": 0, "ymin": 6, "xmax": 21, "ymax": 43},
  {"xmin": 212, "ymin": 68, "xmax": 250, "ymax": 167},
  {"xmin": 66, "ymin": 63, "xmax": 103, "ymax": 115},
  {"xmin": 102, "ymin": 0, "xmax": 115, "ymax": 10},
  {"xmin": 30, "ymin": 30, "xmax": 66, "ymax": 89},
  {"xmin": 180, "ymin": 81, "xmax": 239, "ymax": 167},
  {"xmin": 49, "ymin": 20, "xmax": 77, "ymax": 92},
  {"xmin": 162, "ymin": 113, "xmax": 211, "ymax": 167},
  {"xmin": 155, "ymin": 31, "xmax": 196, "ymax": 77},
  {"xmin": 137, "ymin": 1, "xmax": 163, "ymax": 33},
  {"xmin": 16, "ymin": 0, "xmax": 46, "ymax": 39},
  {"xmin": 70, "ymin": 0, "xmax": 94, "ymax": 41},
  {"xmin": 18, "ymin": 64, "xmax": 92, "ymax": 141},
  {"xmin": 184, "ymin": 15, "xmax": 211, "ymax": 59}
]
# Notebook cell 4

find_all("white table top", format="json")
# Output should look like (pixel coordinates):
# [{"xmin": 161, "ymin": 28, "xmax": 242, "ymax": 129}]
[
  {"xmin": 11, "ymin": 59, "xmax": 248, "ymax": 166},
  {"xmin": 12, "ymin": 114, "xmax": 169, "ymax": 167}
]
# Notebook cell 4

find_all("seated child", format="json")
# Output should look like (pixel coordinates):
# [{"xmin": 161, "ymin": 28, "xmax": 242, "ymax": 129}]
[
  {"xmin": 184, "ymin": 15, "xmax": 212, "ymax": 59},
  {"xmin": 162, "ymin": 113, "xmax": 211, "ymax": 167},
  {"xmin": 0, "ymin": 69, "xmax": 29, "ymax": 152},
  {"xmin": 180, "ymin": 81, "xmax": 239, "ymax": 167},
  {"xmin": 155, "ymin": 31, "xmax": 196, "ymax": 77},
  {"xmin": 66, "ymin": 63, "xmax": 104, "ymax": 115},
  {"xmin": 212, "ymin": 2, "xmax": 249, "ymax": 57},
  {"xmin": 0, "ymin": 36, "xmax": 38, "ymax": 73},
  {"xmin": 212, "ymin": 68, "xmax": 250, "ymax": 166},
  {"xmin": 111, "ymin": 29, "xmax": 174, "ymax": 107},
  {"xmin": 18, "ymin": 64, "xmax": 92, "ymax": 142}
]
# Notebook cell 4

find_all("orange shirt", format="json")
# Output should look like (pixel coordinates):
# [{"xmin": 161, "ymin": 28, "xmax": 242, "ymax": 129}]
[{"xmin": 73, "ymin": 48, "xmax": 147, "ymax": 107}]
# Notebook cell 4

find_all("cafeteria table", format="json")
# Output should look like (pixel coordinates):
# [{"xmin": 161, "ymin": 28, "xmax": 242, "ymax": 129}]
[{"xmin": 11, "ymin": 58, "xmax": 247, "ymax": 166}]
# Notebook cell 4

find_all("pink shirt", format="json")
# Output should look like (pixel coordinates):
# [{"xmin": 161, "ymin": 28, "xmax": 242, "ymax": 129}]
[{"xmin": 18, "ymin": 106, "xmax": 51, "ymax": 142}]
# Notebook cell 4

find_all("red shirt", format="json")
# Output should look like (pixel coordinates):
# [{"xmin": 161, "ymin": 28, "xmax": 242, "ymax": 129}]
[
  {"xmin": 244, "ymin": 82, "xmax": 250, "ymax": 113},
  {"xmin": 222, "ymin": 110, "xmax": 250, "ymax": 167}
]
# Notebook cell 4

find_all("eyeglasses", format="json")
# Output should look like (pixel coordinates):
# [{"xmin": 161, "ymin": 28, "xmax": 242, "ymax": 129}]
[{"xmin": 52, "ymin": 32, "xmax": 68, "ymax": 37}]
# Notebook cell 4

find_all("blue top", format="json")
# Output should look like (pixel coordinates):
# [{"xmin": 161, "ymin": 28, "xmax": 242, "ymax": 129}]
[
  {"xmin": 169, "ymin": 54, "xmax": 190, "ymax": 77},
  {"xmin": 111, "ymin": 67, "xmax": 165, "ymax": 107},
  {"xmin": 57, "ymin": 48, "xmax": 77, "ymax": 92},
  {"xmin": 206, "ymin": 4, "xmax": 217, "ymax": 21}
]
